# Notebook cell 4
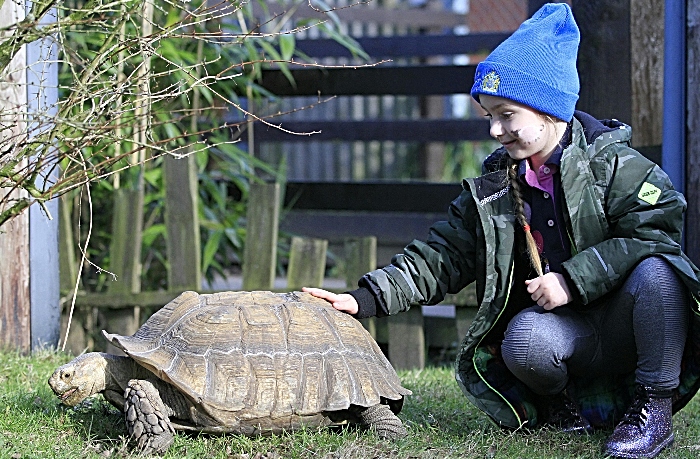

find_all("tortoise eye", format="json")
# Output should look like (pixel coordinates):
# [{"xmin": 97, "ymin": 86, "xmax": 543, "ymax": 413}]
[{"xmin": 62, "ymin": 371, "xmax": 71, "ymax": 379}]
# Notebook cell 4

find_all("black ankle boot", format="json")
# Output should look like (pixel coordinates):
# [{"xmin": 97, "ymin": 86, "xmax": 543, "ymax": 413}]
[
  {"xmin": 604, "ymin": 385, "xmax": 674, "ymax": 458},
  {"xmin": 539, "ymin": 389, "xmax": 593, "ymax": 434}
]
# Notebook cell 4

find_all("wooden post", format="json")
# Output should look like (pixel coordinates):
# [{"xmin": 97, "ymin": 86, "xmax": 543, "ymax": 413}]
[
  {"xmin": 287, "ymin": 236, "xmax": 327, "ymax": 290},
  {"xmin": 58, "ymin": 196, "xmax": 77, "ymax": 292},
  {"xmin": 102, "ymin": 188, "xmax": 144, "ymax": 353},
  {"xmin": 58, "ymin": 195, "xmax": 93, "ymax": 355},
  {"xmin": 419, "ymin": 2, "xmax": 446, "ymax": 181},
  {"xmin": 164, "ymin": 154, "xmax": 201, "ymax": 291},
  {"xmin": 0, "ymin": 0, "xmax": 30, "ymax": 352},
  {"xmin": 242, "ymin": 182, "xmax": 280, "ymax": 290},
  {"xmin": 574, "ymin": 0, "xmax": 664, "ymax": 163},
  {"xmin": 344, "ymin": 236, "xmax": 378, "ymax": 338},
  {"xmin": 455, "ymin": 307, "xmax": 477, "ymax": 344},
  {"xmin": 164, "ymin": 27, "xmax": 203, "ymax": 292},
  {"xmin": 630, "ymin": 0, "xmax": 664, "ymax": 151},
  {"xmin": 573, "ymin": 0, "xmax": 632, "ymax": 122},
  {"xmin": 387, "ymin": 306, "xmax": 425, "ymax": 371},
  {"xmin": 0, "ymin": 211, "xmax": 30, "ymax": 352},
  {"xmin": 687, "ymin": 1, "xmax": 700, "ymax": 265}
]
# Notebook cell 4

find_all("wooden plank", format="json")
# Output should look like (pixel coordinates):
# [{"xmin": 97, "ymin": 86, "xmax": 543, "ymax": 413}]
[
  {"xmin": 0, "ymin": 0, "xmax": 30, "ymax": 353},
  {"xmin": 70, "ymin": 283, "xmax": 479, "ymax": 310},
  {"xmin": 108, "ymin": 189, "xmax": 144, "ymax": 294},
  {"xmin": 242, "ymin": 182, "xmax": 280, "ymax": 290},
  {"xmin": 281, "ymin": 211, "xmax": 444, "ymax": 245},
  {"xmin": 102, "ymin": 188, "xmax": 144, "ymax": 352},
  {"xmin": 528, "ymin": 0, "xmax": 550, "ymax": 16},
  {"xmin": 259, "ymin": 65, "xmax": 476, "ymax": 96},
  {"xmin": 455, "ymin": 306, "xmax": 478, "ymax": 344},
  {"xmin": 254, "ymin": 4, "xmax": 467, "ymax": 28},
  {"xmin": 283, "ymin": 182, "xmax": 461, "ymax": 212},
  {"xmin": 73, "ymin": 290, "xmax": 181, "ymax": 309},
  {"xmin": 58, "ymin": 195, "xmax": 77, "ymax": 291},
  {"xmin": 254, "ymin": 119, "xmax": 491, "ymax": 143},
  {"xmin": 387, "ymin": 306, "xmax": 425, "ymax": 370},
  {"xmin": 344, "ymin": 237, "xmax": 378, "ymax": 339},
  {"xmin": 574, "ymin": 0, "xmax": 631, "ymax": 122},
  {"xmin": 164, "ymin": 154, "xmax": 201, "ymax": 291},
  {"xmin": 286, "ymin": 236, "xmax": 328, "ymax": 290},
  {"xmin": 630, "ymin": 0, "xmax": 664, "ymax": 148},
  {"xmin": 0, "ymin": 210, "xmax": 30, "ymax": 352},
  {"xmin": 294, "ymin": 33, "xmax": 510, "ymax": 58},
  {"xmin": 344, "ymin": 236, "xmax": 377, "ymax": 284},
  {"xmin": 686, "ymin": 0, "xmax": 700, "ymax": 265},
  {"xmin": 58, "ymin": 194, "xmax": 92, "ymax": 355}
]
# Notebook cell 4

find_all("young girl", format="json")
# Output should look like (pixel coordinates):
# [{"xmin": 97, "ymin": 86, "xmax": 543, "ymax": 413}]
[{"xmin": 304, "ymin": 3, "xmax": 700, "ymax": 458}]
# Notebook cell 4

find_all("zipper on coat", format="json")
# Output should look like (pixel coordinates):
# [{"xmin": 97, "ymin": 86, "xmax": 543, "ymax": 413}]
[{"xmin": 470, "ymin": 259, "xmax": 526, "ymax": 428}]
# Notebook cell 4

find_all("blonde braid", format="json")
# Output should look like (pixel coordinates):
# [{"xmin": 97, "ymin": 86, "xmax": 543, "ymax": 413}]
[{"xmin": 508, "ymin": 158, "xmax": 544, "ymax": 277}]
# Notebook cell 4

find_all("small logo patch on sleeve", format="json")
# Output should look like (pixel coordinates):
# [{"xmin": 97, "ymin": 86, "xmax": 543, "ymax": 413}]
[{"xmin": 638, "ymin": 182, "xmax": 661, "ymax": 205}]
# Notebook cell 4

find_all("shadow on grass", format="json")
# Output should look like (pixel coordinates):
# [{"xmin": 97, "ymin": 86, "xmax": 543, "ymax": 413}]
[{"xmin": 57, "ymin": 397, "xmax": 128, "ymax": 443}]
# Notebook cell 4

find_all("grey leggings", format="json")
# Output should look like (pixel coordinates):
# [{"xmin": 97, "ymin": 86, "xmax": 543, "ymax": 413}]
[{"xmin": 501, "ymin": 257, "xmax": 689, "ymax": 395}]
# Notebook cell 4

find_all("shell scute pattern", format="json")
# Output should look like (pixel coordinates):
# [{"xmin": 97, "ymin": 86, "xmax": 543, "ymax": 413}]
[{"xmin": 107, "ymin": 291, "xmax": 409, "ymax": 426}]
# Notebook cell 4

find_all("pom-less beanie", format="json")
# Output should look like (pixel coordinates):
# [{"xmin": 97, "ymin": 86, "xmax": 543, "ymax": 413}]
[{"xmin": 470, "ymin": 3, "xmax": 580, "ymax": 122}]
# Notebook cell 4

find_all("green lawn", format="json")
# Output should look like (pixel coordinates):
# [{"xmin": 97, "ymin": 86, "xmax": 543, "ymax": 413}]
[{"xmin": 1, "ymin": 350, "xmax": 699, "ymax": 459}]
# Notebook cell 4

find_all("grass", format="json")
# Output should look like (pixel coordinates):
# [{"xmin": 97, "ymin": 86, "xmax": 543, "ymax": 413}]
[{"xmin": 1, "ymin": 350, "xmax": 700, "ymax": 458}]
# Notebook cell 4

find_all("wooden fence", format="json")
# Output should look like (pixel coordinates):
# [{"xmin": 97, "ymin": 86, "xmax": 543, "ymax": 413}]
[
  {"xmin": 61, "ymin": 181, "xmax": 479, "ymax": 370},
  {"xmin": 58, "ymin": 0, "xmax": 671, "ymax": 371},
  {"xmin": 59, "ymin": 0, "xmax": 498, "ymax": 368}
]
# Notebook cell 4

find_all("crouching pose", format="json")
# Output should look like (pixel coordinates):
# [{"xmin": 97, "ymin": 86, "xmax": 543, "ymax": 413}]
[{"xmin": 305, "ymin": 4, "xmax": 700, "ymax": 458}]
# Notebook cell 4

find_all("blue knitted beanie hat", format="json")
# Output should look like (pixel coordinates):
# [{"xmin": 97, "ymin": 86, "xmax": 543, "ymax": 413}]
[{"xmin": 470, "ymin": 3, "xmax": 580, "ymax": 122}]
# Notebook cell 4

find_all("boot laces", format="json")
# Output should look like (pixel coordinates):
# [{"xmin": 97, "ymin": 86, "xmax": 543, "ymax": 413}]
[{"xmin": 620, "ymin": 386, "xmax": 651, "ymax": 427}]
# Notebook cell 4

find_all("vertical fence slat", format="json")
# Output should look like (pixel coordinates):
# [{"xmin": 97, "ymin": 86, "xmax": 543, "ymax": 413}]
[
  {"xmin": 344, "ymin": 236, "xmax": 378, "ymax": 338},
  {"xmin": 0, "ymin": 0, "xmax": 30, "ymax": 353},
  {"xmin": 455, "ymin": 306, "xmax": 477, "ymax": 345},
  {"xmin": 58, "ymin": 195, "xmax": 93, "ymax": 354},
  {"xmin": 242, "ymin": 182, "xmax": 280, "ymax": 290},
  {"xmin": 164, "ymin": 154, "xmax": 201, "ymax": 291},
  {"xmin": 102, "ymin": 188, "xmax": 144, "ymax": 353},
  {"xmin": 387, "ymin": 306, "xmax": 425, "ymax": 370},
  {"xmin": 287, "ymin": 236, "xmax": 327, "ymax": 290}
]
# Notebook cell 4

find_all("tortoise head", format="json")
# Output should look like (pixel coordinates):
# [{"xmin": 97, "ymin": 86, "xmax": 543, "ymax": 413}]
[{"xmin": 48, "ymin": 353, "xmax": 108, "ymax": 406}]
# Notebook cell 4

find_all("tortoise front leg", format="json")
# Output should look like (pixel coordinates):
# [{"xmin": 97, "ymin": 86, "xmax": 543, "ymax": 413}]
[
  {"xmin": 124, "ymin": 379, "xmax": 175, "ymax": 454},
  {"xmin": 357, "ymin": 404, "xmax": 407, "ymax": 440}
]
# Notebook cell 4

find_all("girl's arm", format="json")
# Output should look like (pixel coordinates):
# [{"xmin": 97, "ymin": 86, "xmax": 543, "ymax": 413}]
[{"xmin": 358, "ymin": 187, "xmax": 480, "ymax": 317}]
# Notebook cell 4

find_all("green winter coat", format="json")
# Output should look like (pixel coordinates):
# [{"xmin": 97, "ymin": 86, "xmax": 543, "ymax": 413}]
[{"xmin": 363, "ymin": 114, "xmax": 700, "ymax": 428}]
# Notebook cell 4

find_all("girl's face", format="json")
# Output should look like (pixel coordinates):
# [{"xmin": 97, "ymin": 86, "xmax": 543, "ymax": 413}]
[{"xmin": 479, "ymin": 95, "xmax": 564, "ymax": 167}]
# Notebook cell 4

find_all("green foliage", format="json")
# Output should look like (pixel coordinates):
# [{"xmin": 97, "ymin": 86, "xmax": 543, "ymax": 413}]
[
  {"xmin": 46, "ymin": 0, "xmax": 371, "ymax": 290},
  {"xmin": 442, "ymin": 140, "xmax": 500, "ymax": 182},
  {"xmin": 2, "ymin": 350, "xmax": 700, "ymax": 458}
]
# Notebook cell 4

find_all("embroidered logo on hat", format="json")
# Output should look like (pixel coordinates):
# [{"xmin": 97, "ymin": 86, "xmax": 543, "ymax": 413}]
[{"xmin": 481, "ymin": 71, "xmax": 501, "ymax": 93}]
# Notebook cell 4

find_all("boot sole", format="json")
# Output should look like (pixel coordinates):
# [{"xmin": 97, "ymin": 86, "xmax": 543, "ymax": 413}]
[{"xmin": 604, "ymin": 433, "xmax": 674, "ymax": 458}]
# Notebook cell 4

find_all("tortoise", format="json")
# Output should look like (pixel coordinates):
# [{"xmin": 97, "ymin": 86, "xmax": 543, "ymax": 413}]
[{"xmin": 48, "ymin": 290, "xmax": 411, "ymax": 454}]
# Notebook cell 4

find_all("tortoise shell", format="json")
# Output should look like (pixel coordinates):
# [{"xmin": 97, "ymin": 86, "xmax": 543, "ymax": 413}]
[{"xmin": 103, "ymin": 290, "xmax": 411, "ymax": 433}]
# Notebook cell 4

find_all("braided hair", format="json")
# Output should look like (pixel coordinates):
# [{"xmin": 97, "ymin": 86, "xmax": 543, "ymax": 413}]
[{"xmin": 507, "ymin": 156, "xmax": 544, "ymax": 277}]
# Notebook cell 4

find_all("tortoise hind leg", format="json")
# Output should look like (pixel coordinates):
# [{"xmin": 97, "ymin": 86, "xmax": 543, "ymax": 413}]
[
  {"xmin": 357, "ymin": 404, "xmax": 408, "ymax": 440},
  {"xmin": 124, "ymin": 379, "xmax": 176, "ymax": 455}
]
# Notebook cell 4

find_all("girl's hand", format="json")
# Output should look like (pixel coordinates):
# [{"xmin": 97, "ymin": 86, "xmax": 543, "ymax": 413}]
[
  {"xmin": 525, "ymin": 272, "xmax": 572, "ymax": 310},
  {"xmin": 302, "ymin": 287, "xmax": 359, "ymax": 315}
]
